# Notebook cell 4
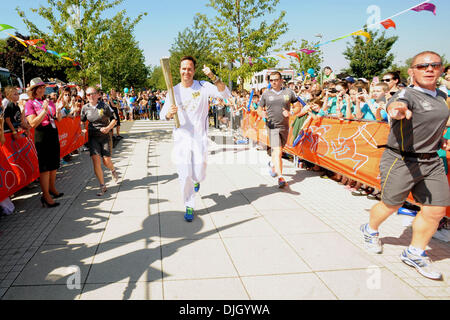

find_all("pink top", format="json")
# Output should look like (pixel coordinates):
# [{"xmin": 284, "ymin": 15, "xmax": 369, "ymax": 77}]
[{"xmin": 24, "ymin": 99, "xmax": 56, "ymax": 127}]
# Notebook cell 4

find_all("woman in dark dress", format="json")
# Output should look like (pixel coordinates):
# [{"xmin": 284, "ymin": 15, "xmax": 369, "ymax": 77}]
[{"xmin": 24, "ymin": 78, "xmax": 64, "ymax": 208}]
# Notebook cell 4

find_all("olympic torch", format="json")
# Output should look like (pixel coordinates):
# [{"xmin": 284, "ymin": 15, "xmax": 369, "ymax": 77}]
[{"xmin": 160, "ymin": 57, "xmax": 180, "ymax": 128}]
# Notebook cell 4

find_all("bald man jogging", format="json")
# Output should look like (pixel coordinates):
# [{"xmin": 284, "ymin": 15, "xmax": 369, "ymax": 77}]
[{"xmin": 361, "ymin": 51, "xmax": 450, "ymax": 280}]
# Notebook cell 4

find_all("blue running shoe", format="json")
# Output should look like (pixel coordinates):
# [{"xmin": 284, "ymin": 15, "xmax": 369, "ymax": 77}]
[
  {"xmin": 184, "ymin": 207, "xmax": 194, "ymax": 222},
  {"xmin": 268, "ymin": 161, "xmax": 277, "ymax": 177},
  {"xmin": 194, "ymin": 183, "xmax": 200, "ymax": 192},
  {"xmin": 400, "ymin": 248, "xmax": 443, "ymax": 280},
  {"xmin": 360, "ymin": 223, "xmax": 382, "ymax": 254}
]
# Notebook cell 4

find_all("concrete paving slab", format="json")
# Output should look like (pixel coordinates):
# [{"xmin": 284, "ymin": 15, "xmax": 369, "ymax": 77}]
[
  {"xmin": 2, "ymin": 284, "xmax": 82, "ymax": 300},
  {"xmin": 101, "ymin": 216, "xmax": 159, "ymax": 243},
  {"xmin": 210, "ymin": 211, "xmax": 277, "ymax": 239},
  {"xmin": 163, "ymin": 278, "xmax": 249, "ymax": 300},
  {"xmin": 260, "ymin": 209, "xmax": 334, "ymax": 235},
  {"xmin": 159, "ymin": 210, "xmax": 220, "ymax": 241},
  {"xmin": 222, "ymin": 236, "xmax": 311, "ymax": 276},
  {"xmin": 44, "ymin": 216, "xmax": 107, "ymax": 245},
  {"xmin": 161, "ymin": 239, "xmax": 238, "ymax": 281},
  {"xmin": 286, "ymin": 232, "xmax": 381, "ymax": 271},
  {"xmin": 13, "ymin": 244, "xmax": 98, "ymax": 286},
  {"xmin": 241, "ymin": 273, "xmax": 337, "ymax": 300},
  {"xmin": 86, "ymin": 240, "xmax": 162, "ymax": 284},
  {"xmin": 80, "ymin": 281, "xmax": 163, "ymax": 300},
  {"xmin": 316, "ymin": 268, "xmax": 425, "ymax": 300}
]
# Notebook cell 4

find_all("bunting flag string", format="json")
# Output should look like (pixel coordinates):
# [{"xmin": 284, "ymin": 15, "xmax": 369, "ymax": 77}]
[
  {"xmin": 1, "ymin": 25, "xmax": 80, "ymax": 67},
  {"xmin": 247, "ymin": 0, "xmax": 436, "ymax": 66}
]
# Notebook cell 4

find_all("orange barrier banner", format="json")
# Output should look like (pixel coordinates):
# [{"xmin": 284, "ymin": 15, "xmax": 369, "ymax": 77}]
[
  {"xmin": 241, "ymin": 111, "xmax": 449, "ymax": 216},
  {"xmin": 0, "ymin": 116, "xmax": 87, "ymax": 202},
  {"xmin": 57, "ymin": 116, "xmax": 88, "ymax": 158},
  {"xmin": 0, "ymin": 132, "xmax": 40, "ymax": 202}
]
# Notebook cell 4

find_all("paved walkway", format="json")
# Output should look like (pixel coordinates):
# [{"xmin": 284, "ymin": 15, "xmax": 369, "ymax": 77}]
[{"xmin": 0, "ymin": 120, "xmax": 448, "ymax": 300}]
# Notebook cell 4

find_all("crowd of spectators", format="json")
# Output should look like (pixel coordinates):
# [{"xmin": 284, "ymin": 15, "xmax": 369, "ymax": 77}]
[
  {"xmin": 0, "ymin": 64, "xmax": 448, "ymax": 213},
  {"xmin": 205, "ymin": 65, "xmax": 450, "ymax": 200}
]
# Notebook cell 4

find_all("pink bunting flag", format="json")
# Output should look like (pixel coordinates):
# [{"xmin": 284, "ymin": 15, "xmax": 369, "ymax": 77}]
[
  {"xmin": 411, "ymin": 3, "xmax": 436, "ymax": 15},
  {"xmin": 299, "ymin": 49, "xmax": 316, "ymax": 55},
  {"xmin": 381, "ymin": 19, "xmax": 396, "ymax": 30},
  {"xmin": 248, "ymin": 57, "xmax": 253, "ymax": 66},
  {"xmin": 36, "ymin": 43, "xmax": 47, "ymax": 52}
]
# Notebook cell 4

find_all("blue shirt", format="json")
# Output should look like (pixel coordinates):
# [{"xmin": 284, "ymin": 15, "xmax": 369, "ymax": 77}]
[{"xmin": 360, "ymin": 99, "xmax": 377, "ymax": 121}]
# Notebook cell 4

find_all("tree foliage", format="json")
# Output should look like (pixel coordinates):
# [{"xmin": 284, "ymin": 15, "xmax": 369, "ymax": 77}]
[
  {"xmin": 197, "ymin": 0, "xmax": 288, "ymax": 89},
  {"xmin": 97, "ymin": 11, "xmax": 148, "ymax": 91},
  {"xmin": 16, "ymin": 0, "xmax": 147, "ymax": 89},
  {"xmin": 168, "ymin": 17, "xmax": 219, "ymax": 85},
  {"xmin": 343, "ymin": 28, "xmax": 398, "ymax": 79},
  {"xmin": 280, "ymin": 39, "xmax": 323, "ymax": 75}
]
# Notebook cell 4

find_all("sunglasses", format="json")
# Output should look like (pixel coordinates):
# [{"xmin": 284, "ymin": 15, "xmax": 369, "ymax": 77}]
[
  {"xmin": 413, "ymin": 62, "xmax": 442, "ymax": 70},
  {"xmin": 382, "ymin": 78, "xmax": 392, "ymax": 82},
  {"xmin": 86, "ymin": 93, "xmax": 96, "ymax": 97},
  {"xmin": 269, "ymin": 78, "xmax": 281, "ymax": 82}
]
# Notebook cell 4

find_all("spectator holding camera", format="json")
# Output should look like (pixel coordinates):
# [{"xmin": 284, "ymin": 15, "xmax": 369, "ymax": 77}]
[{"xmin": 3, "ymin": 87, "xmax": 31, "ymax": 139}]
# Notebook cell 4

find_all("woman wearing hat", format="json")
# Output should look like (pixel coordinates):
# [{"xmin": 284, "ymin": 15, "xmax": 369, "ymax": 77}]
[{"xmin": 24, "ymin": 77, "xmax": 64, "ymax": 208}]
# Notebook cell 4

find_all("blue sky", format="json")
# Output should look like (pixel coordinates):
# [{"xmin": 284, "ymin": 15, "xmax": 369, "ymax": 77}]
[{"xmin": 1, "ymin": 0, "xmax": 449, "ymax": 73}]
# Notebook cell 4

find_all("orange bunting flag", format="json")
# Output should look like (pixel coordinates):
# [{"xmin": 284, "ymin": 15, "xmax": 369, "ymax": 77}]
[
  {"xmin": 351, "ymin": 30, "xmax": 371, "ymax": 42},
  {"xmin": 380, "ymin": 19, "xmax": 396, "ymax": 30},
  {"xmin": 24, "ymin": 39, "xmax": 45, "ymax": 46},
  {"xmin": 276, "ymin": 54, "xmax": 288, "ymax": 59},
  {"xmin": 286, "ymin": 52, "xmax": 301, "ymax": 63}
]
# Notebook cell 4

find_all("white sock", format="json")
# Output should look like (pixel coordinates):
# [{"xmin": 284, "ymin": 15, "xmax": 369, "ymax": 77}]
[
  {"xmin": 408, "ymin": 245, "xmax": 425, "ymax": 256},
  {"xmin": 366, "ymin": 224, "xmax": 378, "ymax": 234}
]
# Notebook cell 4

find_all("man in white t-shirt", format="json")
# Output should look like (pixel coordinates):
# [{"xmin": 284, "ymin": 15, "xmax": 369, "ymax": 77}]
[{"xmin": 160, "ymin": 56, "xmax": 231, "ymax": 222}]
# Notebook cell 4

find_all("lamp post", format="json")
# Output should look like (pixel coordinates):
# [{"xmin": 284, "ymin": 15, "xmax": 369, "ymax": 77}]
[{"xmin": 21, "ymin": 59, "xmax": 25, "ymax": 90}]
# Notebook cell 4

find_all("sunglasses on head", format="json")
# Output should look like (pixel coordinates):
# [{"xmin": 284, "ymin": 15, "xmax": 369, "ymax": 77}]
[{"xmin": 413, "ymin": 62, "xmax": 442, "ymax": 70}]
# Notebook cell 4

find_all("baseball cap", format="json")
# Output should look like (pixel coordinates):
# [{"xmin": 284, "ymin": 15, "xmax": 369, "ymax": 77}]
[{"xmin": 345, "ymin": 76, "xmax": 355, "ymax": 83}]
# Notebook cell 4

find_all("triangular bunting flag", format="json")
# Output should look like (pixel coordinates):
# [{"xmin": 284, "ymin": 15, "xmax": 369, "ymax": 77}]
[
  {"xmin": 6, "ymin": 33, "xmax": 27, "ymax": 47},
  {"xmin": 351, "ymin": 30, "xmax": 371, "ymax": 42},
  {"xmin": 299, "ymin": 49, "xmax": 317, "ymax": 55},
  {"xmin": 286, "ymin": 52, "xmax": 301, "ymax": 63},
  {"xmin": 0, "ymin": 24, "xmax": 15, "ymax": 32},
  {"xmin": 411, "ymin": 3, "xmax": 436, "ymax": 15},
  {"xmin": 381, "ymin": 19, "xmax": 396, "ymax": 30},
  {"xmin": 24, "ymin": 39, "xmax": 45, "ymax": 46}
]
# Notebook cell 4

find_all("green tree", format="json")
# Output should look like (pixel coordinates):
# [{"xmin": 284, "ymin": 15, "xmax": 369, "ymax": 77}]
[
  {"xmin": 343, "ymin": 28, "xmax": 398, "ymax": 79},
  {"xmin": 146, "ymin": 65, "xmax": 166, "ymax": 90},
  {"xmin": 16, "ymin": 0, "xmax": 147, "ymax": 88},
  {"xmin": 197, "ymin": 0, "xmax": 288, "ymax": 89},
  {"xmin": 168, "ymin": 17, "xmax": 219, "ymax": 85},
  {"xmin": 98, "ymin": 11, "xmax": 148, "ymax": 91}
]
